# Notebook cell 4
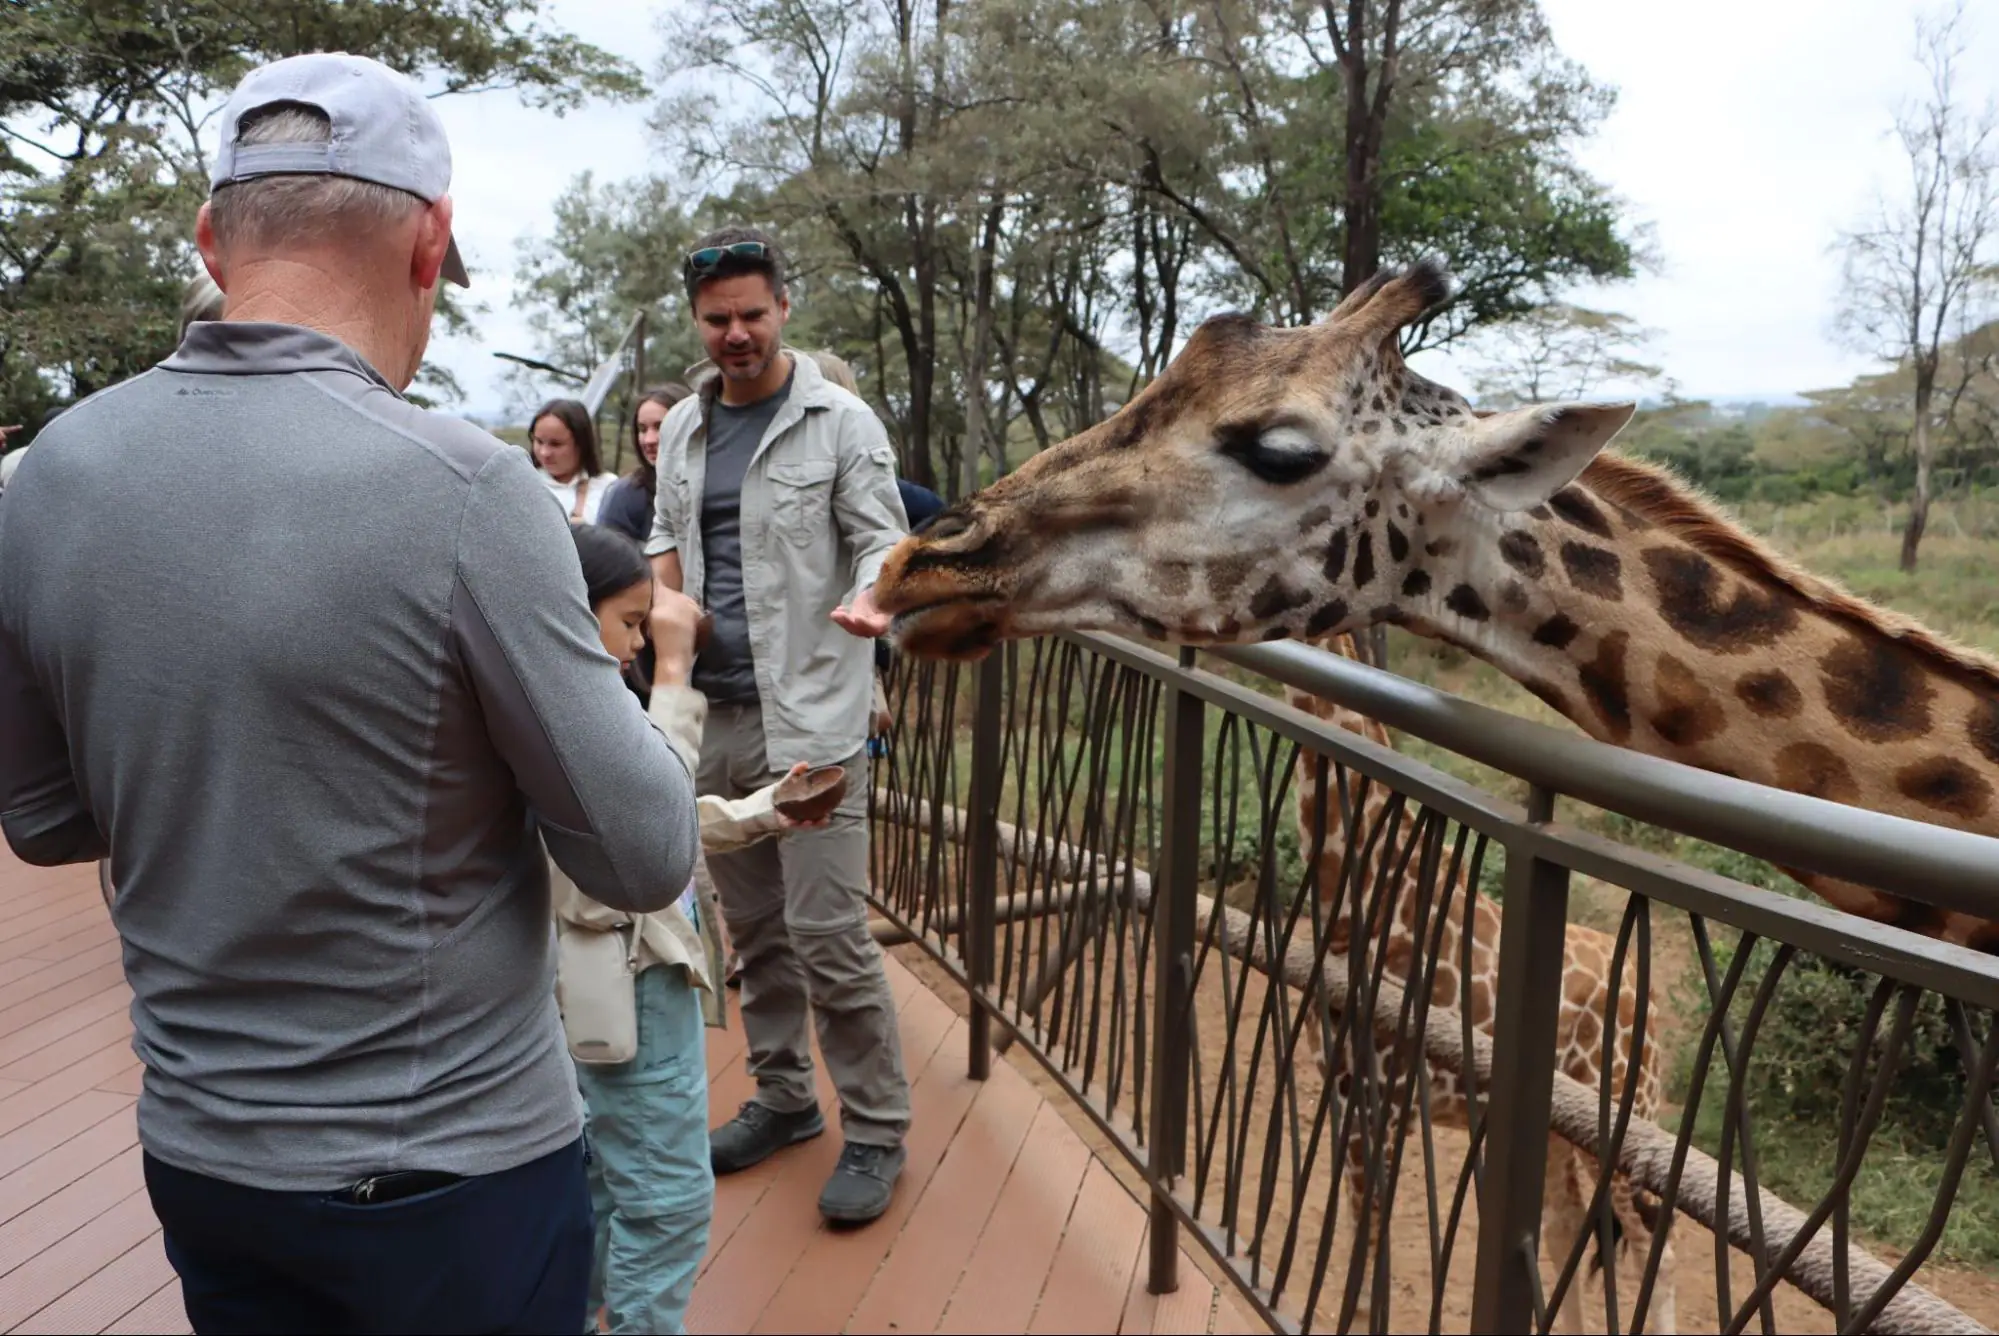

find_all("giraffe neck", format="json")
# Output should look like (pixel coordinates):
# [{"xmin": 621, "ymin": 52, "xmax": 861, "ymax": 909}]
[{"xmin": 1372, "ymin": 464, "xmax": 1999, "ymax": 945}]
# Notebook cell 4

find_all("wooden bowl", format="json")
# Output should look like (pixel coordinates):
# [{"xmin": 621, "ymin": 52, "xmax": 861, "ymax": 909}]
[{"xmin": 773, "ymin": 764, "xmax": 847, "ymax": 824}]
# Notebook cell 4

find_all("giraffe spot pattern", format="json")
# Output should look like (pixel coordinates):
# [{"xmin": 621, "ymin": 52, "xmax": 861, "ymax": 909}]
[
  {"xmin": 1970, "ymin": 697, "xmax": 1999, "ymax": 765},
  {"xmin": 1523, "ymin": 677, "xmax": 1571, "ymax": 716},
  {"xmin": 1353, "ymin": 531, "xmax": 1376, "ymax": 588},
  {"xmin": 1365, "ymin": 499, "xmax": 1381, "ymax": 518},
  {"xmin": 1425, "ymin": 538, "xmax": 1456, "ymax": 558},
  {"xmin": 1402, "ymin": 569, "xmax": 1432, "ymax": 598},
  {"xmin": 1773, "ymin": 742, "xmax": 1859, "ymax": 805},
  {"xmin": 1297, "ymin": 505, "xmax": 1332, "ymax": 533},
  {"xmin": 1734, "ymin": 669, "xmax": 1803, "ymax": 718},
  {"xmin": 1649, "ymin": 653, "xmax": 1727, "ymax": 747},
  {"xmin": 1306, "ymin": 600, "xmax": 1350, "ymax": 637},
  {"xmin": 1155, "ymin": 561, "xmax": 1194, "ymax": 597},
  {"xmin": 1560, "ymin": 542, "xmax": 1623, "ymax": 601},
  {"xmin": 1642, "ymin": 547, "xmax": 1799, "ymax": 652},
  {"xmin": 1207, "ymin": 554, "xmax": 1254, "ymax": 602},
  {"xmin": 1250, "ymin": 574, "xmax": 1312, "ymax": 622},
  {"xmin": 1499, "ymin": 530, "xmax": 1544, "ymax": 579},
  {"xmin": 1323, "ymin": 529, "xmax": 1348, "ymax": 583},
  {"xmin": 1499, "ymin": 581, "xmax": 1529, "ymax": 613},
  {"xmin": 1445, "ymin": 584, "xmax": 1490, "ymax": 622},
  {"xmin": 1386, "ymin": 522, "xmax": 1409, "ymax": 563},
  {"xmin": 1549, "ymin": 488, "xmax": 1614, "ymax": 538},
  {"xmin": 1579, "ymin": 631, "xmax": 1633, "ymax": 741},
  {"xmin": 1529, "ymin": 505, "xmax": 1553, "ymax": 520},
  {"xmin": 1894, "ymin": 755, "xmax": 1993, "ymax": 820},
  {"xmin": 1819, "ymin": 635, "xmax": 1934, "ymax": 742},
  {"xmin": 1533, "ymin": 614, "xmax": 1581, "ymax": 649}
]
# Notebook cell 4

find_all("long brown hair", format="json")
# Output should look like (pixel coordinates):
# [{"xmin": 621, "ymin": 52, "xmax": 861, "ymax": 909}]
[
  {"xmin": 529, "ymin": 398, "xmax": 603, "ymax": 479},
  {"xmin": 627, "ymin": 383, "xmax": 692, "ymax": 504}
]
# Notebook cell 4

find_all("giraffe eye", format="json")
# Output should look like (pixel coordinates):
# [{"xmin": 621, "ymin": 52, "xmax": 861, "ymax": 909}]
[{"xmin": 1215, "ymin": 421, "xmax": 1329, "ymax": 486}]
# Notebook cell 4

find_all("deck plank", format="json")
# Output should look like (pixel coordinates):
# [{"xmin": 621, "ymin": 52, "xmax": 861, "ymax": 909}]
[
  {"xmin": 0, "ymin": 1091, "xmax": 134, "ymax": 1181},
  {"xmin": 937, "ymin": 1098, "xmax": 1096, "ymax": 1334},
  {"xmin": 101, "ymin": 1276, "xmax": 191, "ymax": 1335},
  {"xmin": 0, "ymin": 941, "xmax": 124, "ymax": 1014},
  {"xmin": 0, "ymin": 1039, "xmax": 140, "ymax": 1136},
  {"xmin": 844, "ymin": 1056, "xmax": 1043, "ymax": 1333},
  {"xmin": 1116, "ymin": 1233, "xmax": 1220, "ymax": 1335},
  {"xmin": 12, "ymin": 1230, "xmax": 176, "ymax": 1335},
  {"xmin": 1027, "ymin": 1159, "xmax": 1150, "ymax": 1335},
  {"xmin": 0, "ymin": 1102, "xmax": 138, "ymax": 1229},
  {"xmin": 0, "ymin": 1186, "xmax": 158, "ymax": 1329},
  {"xmin": 0, "ymin": 1145, "xmax": 145, "ymax": 1278},
  {"xmin": 747, "ymin": 978, "xmax": 976, "ymax": 1335},
  {"xmin": 0, "ymin": 987, "xmax": 131, "ymax": 1070}
]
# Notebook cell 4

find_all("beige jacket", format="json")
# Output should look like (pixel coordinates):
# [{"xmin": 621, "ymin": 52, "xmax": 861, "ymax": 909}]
[
  {"xmin": 643, "ymin": 350, "xmax": 908, "ymax": 770},
  {"xmin": 549, "ymin": 683, "xmax": 784, "ymax": 999}
]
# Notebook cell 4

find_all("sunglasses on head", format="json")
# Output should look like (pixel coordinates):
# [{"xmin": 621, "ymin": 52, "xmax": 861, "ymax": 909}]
[{"xmin": 685, "ymin": 241, "xmax": 769, "ymax": 274}]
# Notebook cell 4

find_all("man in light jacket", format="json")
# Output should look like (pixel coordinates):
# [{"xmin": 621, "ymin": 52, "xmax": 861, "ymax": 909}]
[{"xmin": 647, "ymin": 225, "xmax": 913, "ymax": 1225}]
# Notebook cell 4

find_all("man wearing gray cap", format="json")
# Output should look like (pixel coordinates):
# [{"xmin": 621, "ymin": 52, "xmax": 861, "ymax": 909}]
[{"xmin": 0, "ymin": 52, "xmax": 699, "ymax": 1333}]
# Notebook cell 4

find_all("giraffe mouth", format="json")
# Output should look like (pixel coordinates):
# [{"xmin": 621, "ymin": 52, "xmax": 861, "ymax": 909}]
[{"xmin": 887, "ymin": 595, "xmax": 1010, "ymax": 662}]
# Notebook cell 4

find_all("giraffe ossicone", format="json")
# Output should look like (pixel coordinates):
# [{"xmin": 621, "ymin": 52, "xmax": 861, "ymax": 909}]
[{"xmin": 873, "ymin": 256, "xmax": 1999, "ymax": 951}]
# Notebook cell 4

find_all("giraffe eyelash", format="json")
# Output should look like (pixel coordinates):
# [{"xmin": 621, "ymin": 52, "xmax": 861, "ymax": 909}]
[{"xmin": 1215, "ymin": 421, "xmax": 1330, "ymax": 486}]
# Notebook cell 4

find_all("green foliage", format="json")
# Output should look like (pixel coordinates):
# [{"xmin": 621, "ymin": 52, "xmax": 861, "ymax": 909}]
[
  {"xmin": 1673, "ymin": 934, "xmax": 1999, "ymax": 1262},
  {"xmin": 0, "ymin": 0, "xmax": 642, "ymax": 430}
]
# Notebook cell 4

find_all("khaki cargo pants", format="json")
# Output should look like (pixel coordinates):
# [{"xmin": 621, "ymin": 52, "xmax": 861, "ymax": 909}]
[{"xmin": 698, "ymin": 700, "xmax": 911, "ymax": 1147}]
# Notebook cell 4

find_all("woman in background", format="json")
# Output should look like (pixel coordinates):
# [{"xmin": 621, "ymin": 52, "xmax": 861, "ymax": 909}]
[
  {"xmin": 530, "ymin": 398, "xmax": 619, "ymax": 525},
  {"xmin": 600, "ymin": 384, "xmax": 692, "ymax": 544}
]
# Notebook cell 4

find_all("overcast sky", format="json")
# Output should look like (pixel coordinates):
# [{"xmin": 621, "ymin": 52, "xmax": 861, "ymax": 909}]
[{"xmin": 419, "ymin": 0, "xmax": 1999, "ymax": 421}]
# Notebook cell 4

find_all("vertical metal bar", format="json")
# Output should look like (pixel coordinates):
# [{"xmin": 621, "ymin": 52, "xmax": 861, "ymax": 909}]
[
  {"xmin": 1148, "ymin": 647, "xmax": 1202, "ymax": 1294},
  {"xmin": 1470, "ymin": 786, "xmax": 1570, "ymax": 1335},
  {"xmin": 964, "ymin": 648, "xmax": 1004, "ymax": 1081}
]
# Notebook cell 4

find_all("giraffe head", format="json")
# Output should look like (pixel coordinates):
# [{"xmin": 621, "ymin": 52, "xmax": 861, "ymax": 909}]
[{"xmin": 874, "ymin": 259, "xmax": 1636, "ymax": 659}]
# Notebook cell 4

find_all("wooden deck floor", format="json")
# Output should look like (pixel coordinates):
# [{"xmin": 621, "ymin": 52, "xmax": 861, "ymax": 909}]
[{"xmin": 0, "ymin": 847, "xmax": 1254, "ymax": 1335}]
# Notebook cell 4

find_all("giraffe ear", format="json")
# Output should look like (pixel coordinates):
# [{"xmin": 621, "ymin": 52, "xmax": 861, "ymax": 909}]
[{"xmin": 1445, "ymin": 403, "xmax": 1635, "ymax": 511}]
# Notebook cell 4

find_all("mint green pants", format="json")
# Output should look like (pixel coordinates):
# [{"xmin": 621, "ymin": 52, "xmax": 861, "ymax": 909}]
[{"xmin": 578, "ymin": 964, "xmax": 713, "ymax": 1335}]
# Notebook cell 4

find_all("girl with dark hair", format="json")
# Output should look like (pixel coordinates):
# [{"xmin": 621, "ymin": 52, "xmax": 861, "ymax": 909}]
[
  {"xmin": 600, "ymin": 383, "xmax": 693, "ymax": 544},
  {"xmin": 552, "ymin": 523, "xmax": 820, "ymax": 1335},
  {"xmin": 530, "ymin": 397, "xmax": 619, "ymax": 525}
]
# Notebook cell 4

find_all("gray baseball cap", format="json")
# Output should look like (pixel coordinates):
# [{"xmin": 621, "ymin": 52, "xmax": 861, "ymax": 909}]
[{"xmin": 210, "ymin": 52, "xmax": 470, "ymax": 288}]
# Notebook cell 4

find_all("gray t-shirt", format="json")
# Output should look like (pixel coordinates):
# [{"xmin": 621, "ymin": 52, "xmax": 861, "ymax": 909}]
[
  {"xmin": 0, "ymin": 322, "xmax": 699, "ymax": 1192},
  {"xmin": 693, "ymin": 371, "xmax": 793, "ymax": 704}
]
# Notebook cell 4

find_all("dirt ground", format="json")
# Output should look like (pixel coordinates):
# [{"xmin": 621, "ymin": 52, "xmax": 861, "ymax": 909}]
[{"xmin": 888, "ymin": 929, "xmax": 1999, "ymax": 1335}]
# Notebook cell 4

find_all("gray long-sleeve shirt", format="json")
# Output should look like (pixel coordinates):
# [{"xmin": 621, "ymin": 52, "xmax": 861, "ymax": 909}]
[{"xmin": 0, "ymin": 322, "xmax": 699, "ymax": 1191}]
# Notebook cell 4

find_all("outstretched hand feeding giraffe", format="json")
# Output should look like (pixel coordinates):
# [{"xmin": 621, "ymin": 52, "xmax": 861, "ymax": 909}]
[
  {"xmin": 872, "ymin": 257, "xmax": 1999, "ymax": 952},
  {"xmin": 1297, "ymin": 632, "xmax": 1672, "ymax": 1332}
]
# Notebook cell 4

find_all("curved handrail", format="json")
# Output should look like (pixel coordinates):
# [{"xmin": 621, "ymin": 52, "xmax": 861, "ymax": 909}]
[{"xmin": 1190, "ymin": 635, "xmax": 1999, "ymax": 922}]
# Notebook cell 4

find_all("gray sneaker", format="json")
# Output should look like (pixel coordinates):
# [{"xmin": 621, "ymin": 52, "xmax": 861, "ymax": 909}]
[
  {"xmin": 818, "ymin": 1141, "xmax": 907, "ymax": 1224},
  {"xmin": 709, "ymin": 1100, "xmax": 825, "ymax": 1175}
]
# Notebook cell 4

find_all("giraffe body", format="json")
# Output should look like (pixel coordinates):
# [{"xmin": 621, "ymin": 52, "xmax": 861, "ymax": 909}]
[{"xmin": 1298, "ymin": 634, "xmax": 1673, "ymax": 1332}]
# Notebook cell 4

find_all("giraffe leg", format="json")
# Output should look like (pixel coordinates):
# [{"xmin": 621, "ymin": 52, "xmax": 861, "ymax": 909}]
[
  {"xmin": 1608, "ymin": 1175, "xmax": 1677, "ymax": 1335},
  {"xmin": 1538, "ymin": 1137, "xmax": 1593, "ymax": 1335}
]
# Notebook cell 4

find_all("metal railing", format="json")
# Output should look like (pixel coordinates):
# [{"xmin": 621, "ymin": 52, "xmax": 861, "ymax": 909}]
[{"xmin": 865, "ymin": 630, "xmax": 1999, "ymax": 1335}]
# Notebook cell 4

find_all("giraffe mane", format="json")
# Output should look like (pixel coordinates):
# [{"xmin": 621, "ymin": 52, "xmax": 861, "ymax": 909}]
[{"xmin": 1580, "ymin": 450, "xmax": 1999, "ymax": 695}]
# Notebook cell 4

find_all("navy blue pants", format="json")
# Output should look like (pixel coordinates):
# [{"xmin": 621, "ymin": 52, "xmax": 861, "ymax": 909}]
[{"xmin": 144, "ymin": 1138, "xmax": 594, "ymax": 1335}]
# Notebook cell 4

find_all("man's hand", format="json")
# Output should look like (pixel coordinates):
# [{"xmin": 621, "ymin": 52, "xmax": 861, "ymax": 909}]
[
  {"xmin": 831, "ymin": 585, "xmax": 892, "ymax": 639},
  {"xmin": 649, "ymin": 585, "xmax": 704, "ymax": 688},
  {"xmin": 0, "ymin": 425, "xmax": 21, "ymax": 448}
]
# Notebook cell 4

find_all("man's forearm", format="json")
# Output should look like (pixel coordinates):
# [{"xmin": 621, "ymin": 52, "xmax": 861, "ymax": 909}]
[{"xmin": 652, "ymin": 550, "xmax": 684, "ymax": 593}]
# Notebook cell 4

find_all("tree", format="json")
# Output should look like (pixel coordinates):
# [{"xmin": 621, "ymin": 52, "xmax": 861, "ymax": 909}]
[
  {"xmin": 1832, "ymin": 0, "xmax": 1999, "ymax": 571},
  {"xmin": 0, "ymin": 0, "xmax": 643, "ymax": 429},
  {"xmin": 1468, "ymin": 303, "xmax": 1668, "ymax": 407}
]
